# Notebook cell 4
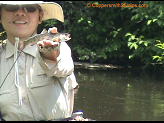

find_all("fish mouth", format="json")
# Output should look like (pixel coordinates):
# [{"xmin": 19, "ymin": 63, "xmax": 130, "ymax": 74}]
[
  {"xmin": 61, "ymin": 34, "xmax": 71, "ymax": 41},
  {"xmin": 66, "ymin": 34, "xmax": 71, "ymax": 40},
  {"xmin": 13, "ymin": 21, "xmax": 27, "ymax": 24}
]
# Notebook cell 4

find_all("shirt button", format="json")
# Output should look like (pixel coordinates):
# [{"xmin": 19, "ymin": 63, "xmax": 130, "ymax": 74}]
[
  {"xmin": 19, "ymin": 71, "xmax": 24, "ymax": 75},
  {"xmin": 22, "ymin": 96, "xmax": 25, "ymax": 100}
]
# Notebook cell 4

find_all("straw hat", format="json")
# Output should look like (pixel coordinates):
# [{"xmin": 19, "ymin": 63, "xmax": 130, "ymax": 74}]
[{"xmin": 0, "ymin": 1, "xmax": 64, "ymax": 22}]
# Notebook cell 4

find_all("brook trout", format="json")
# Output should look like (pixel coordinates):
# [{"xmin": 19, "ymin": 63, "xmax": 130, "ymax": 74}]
[{"xmin": 19, "ymin": 27, "xmax": 71, "ymax": 50}]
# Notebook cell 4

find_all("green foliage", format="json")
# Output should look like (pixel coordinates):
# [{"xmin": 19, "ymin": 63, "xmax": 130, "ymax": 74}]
[
  {"xmin": 153, "ymin": 40, "xmax": 164, "ymax": 63},
  {"xmin": 55, "ymin": 1, "xmax": 131, "ymax": 64},
  {"xmin": 123, "ymin": 1, "xmax": 164, "ymax": 68}
]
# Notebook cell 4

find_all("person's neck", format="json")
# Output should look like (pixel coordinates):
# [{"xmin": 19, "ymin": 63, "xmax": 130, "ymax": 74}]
[{"xmin": 7, "ymin": 33, "xmax": 37, "ymax": 46}]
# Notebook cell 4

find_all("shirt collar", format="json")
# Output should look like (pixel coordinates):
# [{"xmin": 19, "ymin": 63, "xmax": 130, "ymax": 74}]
[{"xmin": 6, "ymin": 39, "xmax": 37, "ymax": 59}]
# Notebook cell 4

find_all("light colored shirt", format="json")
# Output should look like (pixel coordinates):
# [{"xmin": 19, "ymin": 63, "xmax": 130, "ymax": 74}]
[{"xmin": 0, "ymin": 39, "xmax": 78, "ymax": 121}]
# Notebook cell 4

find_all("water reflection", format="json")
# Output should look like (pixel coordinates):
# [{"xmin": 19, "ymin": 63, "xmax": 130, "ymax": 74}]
[{"xmin": 73, "ymin": 68, "xmax": 164, "ymax": 121}]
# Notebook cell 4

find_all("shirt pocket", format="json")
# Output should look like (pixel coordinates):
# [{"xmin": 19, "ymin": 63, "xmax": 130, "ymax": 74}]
[
  {"xmin": 0, "ymin": 90, "xmax": 11, "ymax": 95},
  {"xmin": 0, "ymin": 90, "xmax": 14, "ymax": 109},
  {"xmin": 29, "ymin": 68, "xmax": 54, "ymax": 89}
]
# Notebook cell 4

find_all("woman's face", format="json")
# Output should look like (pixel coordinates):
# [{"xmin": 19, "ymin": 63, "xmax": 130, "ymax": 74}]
[{"xmin": 0, "ymin": 4, "xmax": 43, "ymax": 42}]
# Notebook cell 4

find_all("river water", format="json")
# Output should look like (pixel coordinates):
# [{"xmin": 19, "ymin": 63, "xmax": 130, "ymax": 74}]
[{"xmin": 73, "ymin": 68, "xmax": 164, "ymax": 121}]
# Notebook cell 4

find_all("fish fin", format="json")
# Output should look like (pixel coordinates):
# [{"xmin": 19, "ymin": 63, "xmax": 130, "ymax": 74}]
[
  {"xmin": 41, "ymin": 28, "xmax": 48, "ymax": 34},
  {"xmin": 48, "ymin": 27, "xmax": 58, "ymax": 34},
  {"xmin": 51, "ymin": 27, "xmax": 58, "ymax": 34}
]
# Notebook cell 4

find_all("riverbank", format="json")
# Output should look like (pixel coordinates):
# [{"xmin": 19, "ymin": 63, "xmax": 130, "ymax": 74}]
[{"xmin": 74, "ymin": 62, "xmax": 124, "ymax": 70}]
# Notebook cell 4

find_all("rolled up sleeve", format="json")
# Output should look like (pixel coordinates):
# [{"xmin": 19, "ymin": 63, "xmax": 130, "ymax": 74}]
[{"xmin": 37, "ymin": 42, "xmax": 74, "ymax": 78}]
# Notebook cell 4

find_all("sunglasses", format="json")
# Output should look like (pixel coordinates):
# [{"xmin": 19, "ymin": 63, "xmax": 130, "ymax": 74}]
[{"xmin": 2, "ymin": 4, "xmax": 41, "ymax": 13}]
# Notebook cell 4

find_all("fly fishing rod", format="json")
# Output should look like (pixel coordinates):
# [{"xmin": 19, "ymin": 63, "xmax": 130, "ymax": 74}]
[{"xmin": 0, "ymin": 51, "xmax": 21, "ymax": 89}]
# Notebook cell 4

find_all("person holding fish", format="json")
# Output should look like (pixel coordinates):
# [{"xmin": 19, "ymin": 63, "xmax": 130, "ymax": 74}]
[{"xmin": 0, "ymin": 1, "xmax": 82, "ymax": 121}]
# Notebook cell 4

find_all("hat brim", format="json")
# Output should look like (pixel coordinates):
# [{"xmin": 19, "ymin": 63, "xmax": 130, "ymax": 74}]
[
  {"xmin": 39, "ymin": 3, "xmax": 64, "ymax": 22},
  {"xmin": 0, "ymin": 1, "xmax": 64, "ymax": 22}
]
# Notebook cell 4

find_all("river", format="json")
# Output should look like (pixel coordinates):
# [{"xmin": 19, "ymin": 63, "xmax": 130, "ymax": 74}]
[{"xmin": 73, "ymin": 68, "xmax": 164, "ymax": 121}]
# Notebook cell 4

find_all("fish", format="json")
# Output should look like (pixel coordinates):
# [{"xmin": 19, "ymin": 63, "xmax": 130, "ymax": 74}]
[{"xmin": 19, "ymin": 27, "xmax": 71, "ymax": 50}]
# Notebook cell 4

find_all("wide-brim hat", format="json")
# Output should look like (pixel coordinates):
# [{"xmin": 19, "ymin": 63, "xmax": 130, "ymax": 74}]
[{"xmin": 0, "ymin": 1, "xmax": 64, "ymax": 22}]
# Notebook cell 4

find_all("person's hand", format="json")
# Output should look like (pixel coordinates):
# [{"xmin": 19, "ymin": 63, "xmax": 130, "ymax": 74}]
[
  {"xmin": 37, "ymin": 27, "xmax": 59, "ymax": 53},
  {"xmin": 37, "ymin": 39, "xmax": 60, "ymax": 53},
  {"xmin": 73, "ymin": 116, "xmax": 86, "ymax": 121},
  {"xmin": 37, "ymin": 39, "xmax": 60, "ymax": 62}
]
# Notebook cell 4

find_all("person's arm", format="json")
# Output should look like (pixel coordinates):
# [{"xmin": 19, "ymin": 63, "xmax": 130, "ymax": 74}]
[
  {"xmin": 37, "ymin": 41, "xmax": 74, "ymax": 78},
  {"xmin": 0, "ymin": 112, "xmax": 2, "ymax": 121},
  {"xmin": 40, "ymin": 48, "xmax": 59, "ymax": 62}
]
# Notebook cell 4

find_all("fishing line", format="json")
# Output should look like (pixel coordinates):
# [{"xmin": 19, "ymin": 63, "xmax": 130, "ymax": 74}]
[
  {"xmin": 0, "ymin": 30, "xmax": 36, "ymax": 89},
  {"xmin": 0, "ymin": 51, "xmax": 22, "ymax": 89}
]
